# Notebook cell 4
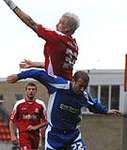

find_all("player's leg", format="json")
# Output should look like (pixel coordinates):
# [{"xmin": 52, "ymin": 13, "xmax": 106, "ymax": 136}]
[
  {"xmin": 67, "ymin": 130, "xmax": 87, "ymax": 150},
  {"xmin": 19, "ymin": 132, "xmax": 32, "ymax": 150},
  {"xmin": 30, "ymin": 131, "xmax": 40, "ymax": 150},
  {"xmin": 20, "ymin": 145, "xmax": 31, "ymax": 150},
  {"xmin": 69, "ymin": 139, "xmax": 87, "ymax": 150},
  {"xmin": 45, "ymin": 125, "xmax": 65, "ymax": 150}
]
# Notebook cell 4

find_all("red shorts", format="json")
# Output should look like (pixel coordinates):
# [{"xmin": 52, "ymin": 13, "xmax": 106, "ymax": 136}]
[{"xmin": 19, "ymin": 131, "xmax": 39, "ymax": 150}]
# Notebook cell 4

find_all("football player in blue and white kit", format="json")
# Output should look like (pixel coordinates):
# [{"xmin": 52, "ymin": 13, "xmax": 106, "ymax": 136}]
[{"xmin": 7, "ymin": 69, "xmax": 120, "ymax": 150}]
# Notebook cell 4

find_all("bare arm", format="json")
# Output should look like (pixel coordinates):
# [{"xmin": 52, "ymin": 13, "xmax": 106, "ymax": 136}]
[
  {"xmin": 9, "ymin": 120, "xmax": 18, "ymax": 145},
  {"xmin": 27, "ymin": 120, "xmax": 47, "ymax": 131},
  {"xmin": 3, "ymin": 0, "xmax": 38, "ymax": 32}
]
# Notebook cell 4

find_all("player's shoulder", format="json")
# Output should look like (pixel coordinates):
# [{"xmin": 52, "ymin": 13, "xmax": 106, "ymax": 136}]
[
  {"xmin": 16, "ymin": 99, "xmax": 25, "ymax": 104},
  {"xmin": 55, "ymin": 31, "xmax": 70, "ymax": 40},
  {"xmin": 55, "ymin": 30, "xmax": 65, "ymax": 36},
  {"xmin": 36, "ymin": 24, "xmax": 51, "ymax": 32},
  {"xmin": 13, "ymin": 99, "xmax": 25, "ymax": 108},
  {"xmin": 35, "ymin": 99, "xmax": 46, "ymax": 107}
]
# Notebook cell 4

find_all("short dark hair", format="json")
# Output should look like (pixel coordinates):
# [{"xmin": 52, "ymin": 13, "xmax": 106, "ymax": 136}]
[
  {"xmin": 25, "ymin": 82, "xmax": 37, "ymax": 90},
  {"xmin": 73, "ymin": 71, "xmax": 89, "ymax": 84}
]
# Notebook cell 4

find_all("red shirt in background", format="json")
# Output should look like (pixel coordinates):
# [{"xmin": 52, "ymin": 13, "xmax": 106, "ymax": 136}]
[{"xmin": 9, "ymin": 98, "xmax": 47, "ymax": 133}]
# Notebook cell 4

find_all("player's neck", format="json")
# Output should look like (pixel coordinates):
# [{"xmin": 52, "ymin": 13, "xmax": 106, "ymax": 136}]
[{"xmin": 25, "ymin": 96, "xmax": 35, "ymax": 104}]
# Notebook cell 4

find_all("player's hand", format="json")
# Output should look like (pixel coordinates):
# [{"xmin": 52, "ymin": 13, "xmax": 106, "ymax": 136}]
[
  {"xmin": 38, "ymin": 144, "xmax": 43, "ymax": 150},
  {"xmin": 11, "ymin": 135, "xmax": 18, "ymax": 145},
  {"xmin": 19, "ymin": 59, "xmax": 33, "ymax": 69},
  {"xmin": 3, "ymin": 0, "xmax": 17, "ymax": 10},
  {"xmin": 107, "ymin": 109, "xmax": 121, "ymax": 116},
  {"xmin": 27, "ymin": 125, "xmax": 37, "ymax": 131},
  {"xmin": 7, "ymin": 74, "xmax": 18, "ymax": 83}
]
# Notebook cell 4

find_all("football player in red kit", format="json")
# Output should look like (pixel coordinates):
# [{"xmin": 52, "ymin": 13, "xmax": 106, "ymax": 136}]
[
  {"xmin": 9, "ymin": 82, "xmax": 47, "ymax": 150},
  {"xmin": 19, "ymin": 12, "xmax": 80, "ymax": 80},
  {"xmin": 2, "ymin": 0, "xmax": 80, "ymax": 80}
]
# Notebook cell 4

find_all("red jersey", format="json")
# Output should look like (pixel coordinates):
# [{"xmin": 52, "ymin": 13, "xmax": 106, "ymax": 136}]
[
  {"xmin": 9, "ymin": 98, "xmax": 47, "ymax": 133},
  {"xmin": 36, "ymin": 25, "xmax": 78, "ymax": 80}
]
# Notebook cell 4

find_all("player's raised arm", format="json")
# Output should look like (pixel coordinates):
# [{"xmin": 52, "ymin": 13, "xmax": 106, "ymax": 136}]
[{"xmin": 3, "ymin": 0, "xmax": 38, "ymax": 31}]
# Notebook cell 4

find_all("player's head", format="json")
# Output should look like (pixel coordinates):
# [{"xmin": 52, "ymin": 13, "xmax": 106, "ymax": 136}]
[
  {"xmin": 56, "ymin": 12, "xmax": 80, "ymax": 35},
  {"xmin": 25, "ymin": 82, "xmax": 37, "ymax": 100},
  {"xmin": 72, "ymin": 71, "xmax": 89, "ymax": 95}
]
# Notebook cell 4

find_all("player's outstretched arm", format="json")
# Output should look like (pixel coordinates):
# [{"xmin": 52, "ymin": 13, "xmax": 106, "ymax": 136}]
[
  {"xmin": 9, "ymin": 120, "xmax": 18, "ymax": 145},
  {"xmin": 3, "ymin": 0, "xmax": 38, "ymax": 31}
]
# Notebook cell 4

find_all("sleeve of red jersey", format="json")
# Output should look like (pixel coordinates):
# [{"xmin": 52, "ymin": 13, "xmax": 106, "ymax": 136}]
[
  {"xmin": 9, "ymin": 103, "xmax": 18, "ymax": 122},
  {"xmin": 9, "ymin": 109, "xmax": 17, "ymax": 122},
  {"xmin": 35, "ymin": 24, "xmax": 63, "ymax": 43}
]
